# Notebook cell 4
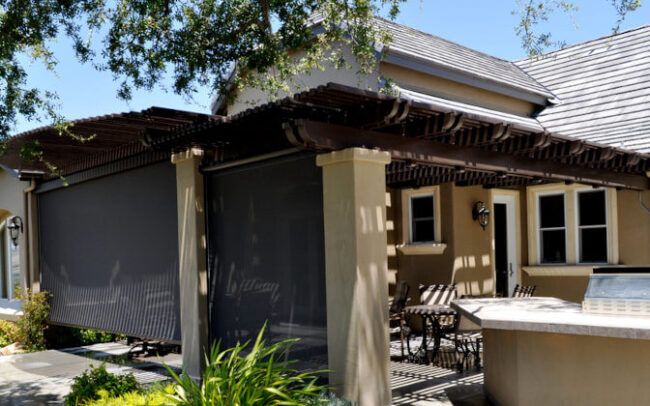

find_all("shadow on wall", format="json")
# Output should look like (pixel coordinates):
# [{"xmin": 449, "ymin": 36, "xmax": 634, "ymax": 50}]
[{"xmin": 453, "ymin": 255, "xmax": 494, "ymax": 297}]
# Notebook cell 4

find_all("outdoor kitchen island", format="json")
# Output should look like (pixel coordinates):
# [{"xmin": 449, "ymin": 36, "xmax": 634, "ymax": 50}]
[{"xmin": 451, "ymin": 297, "xmax": 650, "ymax": 406}]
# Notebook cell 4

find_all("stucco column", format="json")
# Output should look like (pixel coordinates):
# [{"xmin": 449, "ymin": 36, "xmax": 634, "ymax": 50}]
[
  {"xmin": 316, "ymin": 148, "xmax": 392, "ymax": 406},
  {"xmin": 172, "ymin": 148, "xmax": 209, "ymax": 380}
]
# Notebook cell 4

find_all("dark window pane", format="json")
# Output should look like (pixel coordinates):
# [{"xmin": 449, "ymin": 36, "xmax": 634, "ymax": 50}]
[
  {"xmin": 581, "ymin": 227, "xmax": 608, "ymax": 263},
  {"xmin": 539, "ymin": 194, "xmax": 565, "ymax": 228},
  {"xmin": 411, "ymin": 195, "xmax": 434, "ymax": 219},
  {"xmin": 541, "ymin": 230, "xmax": 566, "ymax": 263},
  {"xmin": 412, "ymin": 219, "xmax": 435, "ymax": 242},
  {"xmin": 579, "ymin": 191, "xmax": 606, "ymax": 226}
]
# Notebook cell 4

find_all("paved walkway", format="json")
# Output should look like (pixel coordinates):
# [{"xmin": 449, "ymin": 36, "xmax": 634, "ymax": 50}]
[
  {"xmin": 0, "ymin": 342, "xmax": 182, "ymax": 405},
  {"xmin": 0, "ymin": 341, "xmax": 487, "ymax": 405}
]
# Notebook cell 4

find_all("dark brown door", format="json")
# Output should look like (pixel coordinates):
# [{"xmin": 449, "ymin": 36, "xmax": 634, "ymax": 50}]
[{"xmin": 494, "ymin": 203, "xmax": 508, "ymax": 297}]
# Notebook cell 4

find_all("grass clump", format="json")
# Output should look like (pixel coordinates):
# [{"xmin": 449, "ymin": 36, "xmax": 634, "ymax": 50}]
[
  {"xmin": 64, "ymin": 364, "xmax": 138, "ymax": 406},
  {"xmin": 165, "ymin": 322, "xmax": 329, "ymax": 405}
]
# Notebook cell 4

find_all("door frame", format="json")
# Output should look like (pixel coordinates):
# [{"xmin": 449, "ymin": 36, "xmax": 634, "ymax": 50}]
[{"xmin": 492, "ymin": 191, "xmax": 521, "ymax": 297}]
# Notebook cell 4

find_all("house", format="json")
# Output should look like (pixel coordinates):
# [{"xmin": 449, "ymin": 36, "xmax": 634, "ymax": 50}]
[{"xmin": 0, "ymin": 18, "xmax": 648, "ymax": 405}]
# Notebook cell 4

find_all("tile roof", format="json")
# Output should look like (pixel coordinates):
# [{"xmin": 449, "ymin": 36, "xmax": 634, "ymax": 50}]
[
  {"xmin": 376, "ymin": 18, "xmax": 554, "ymax": 102},
  {"xmin": 516, "ymin": 24, "xmax": 650, "ymax": 154}
]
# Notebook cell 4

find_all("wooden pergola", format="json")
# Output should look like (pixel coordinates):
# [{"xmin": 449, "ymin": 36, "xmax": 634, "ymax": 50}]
[
  {"xmin": 152, "ymin": 83, "xmax": 650, "ymax": 190},
  {"xmin": 4, "ymin": 83, "xmax": 649, "ymax": 190}
]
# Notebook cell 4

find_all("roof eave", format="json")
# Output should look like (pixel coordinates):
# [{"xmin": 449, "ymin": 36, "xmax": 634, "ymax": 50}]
[{"xmin": 382, "ymin": 48, "xmax": 552, "ymax": 106}]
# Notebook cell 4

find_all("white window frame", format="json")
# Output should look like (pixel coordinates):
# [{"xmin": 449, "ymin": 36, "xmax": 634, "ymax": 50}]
[
  {"xmin": 536, "ymin": 191, "xmax": 568, "ymax": 265},
  {"xmin": 575, "ymin": 188, "xmax": 609, "ymax": 264},
  {"xmin": 409, "ymin": 193, "xmax": 436, "ymax": 244}
]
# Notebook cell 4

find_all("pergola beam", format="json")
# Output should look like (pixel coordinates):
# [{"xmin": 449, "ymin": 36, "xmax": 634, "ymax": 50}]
[{"xmin": 284, "ymin": 120, "xmax": 650, "ymax": 190}]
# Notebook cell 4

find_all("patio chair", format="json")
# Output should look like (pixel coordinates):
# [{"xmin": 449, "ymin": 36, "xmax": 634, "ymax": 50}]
[
  {"xmin": 410, "ymin": 284, "xmax": 459, "ymax": 364},
  {"xmin": 389, "ymin": 280, "xmax": 411, "ymax": 359},
  {"xmin": 512, "ymin": 284, "xmax": 536, "ymax": 297},
  {"xmin": 419, "ymin": 283, "xmax": 458, "ymax": 329}
]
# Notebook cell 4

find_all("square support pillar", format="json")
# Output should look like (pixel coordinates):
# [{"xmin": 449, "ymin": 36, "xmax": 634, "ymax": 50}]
[
  {"xmin": 172, "ymin": 148, "xmax": 209, "ymax": 380},
  {"xmin": 317, "ymin": 148, "xmax": 392, "ymax": 406}
]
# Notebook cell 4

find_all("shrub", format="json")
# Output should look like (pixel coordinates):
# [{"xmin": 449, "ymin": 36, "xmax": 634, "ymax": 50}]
[
  {"xmin": 64, "ymin": 364, "xmax": 138, "ymax": 406},
  {"xmin": 0, "ymin": 320, "xmax": 17, "ymax": 348},
  {"xmin": 46, "ymin": 325, "xmax": 126, "ymax": 349},
  {"xmin": 15, "ymin": 290, "xmax": 51, "ymax": 352},
  {"xmin": 84, "ymin": 383, "xmax": 177, "ymax": 406},
  {"xmin": 165, "ymin": 322, "xmax": 329, "ymax": 405}
]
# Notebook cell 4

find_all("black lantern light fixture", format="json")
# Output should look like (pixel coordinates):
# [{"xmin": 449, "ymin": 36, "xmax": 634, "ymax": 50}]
[
  {"xmin": 7, "ymin": 216, "xmax": 23, "ymax": 246},
  {"xmin": 472, "ymin": 201, "xmax": 490, "ymax": 230}
]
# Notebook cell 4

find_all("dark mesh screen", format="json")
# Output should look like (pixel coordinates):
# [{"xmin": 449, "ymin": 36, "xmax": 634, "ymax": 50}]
[
  {"xmin": 206, "ymin": 153, "xmax": 327, "ymax": 370},
  {"xmin": 38, "ymin": 162, "xmax": 181, "ymax": 341}
]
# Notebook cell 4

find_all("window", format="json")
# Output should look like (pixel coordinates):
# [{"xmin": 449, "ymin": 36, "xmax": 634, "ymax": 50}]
[
  {"xmin": 0, "ymin": 218, "xmax": 20, "ymax": 299},
  {"xmin": 410, "ymin": 194, "xmax": 435, "ymax": 243},
  {"xmin": 577, "ymin": 190, "xmax": 607, "ymax": 263},
  {"xmin": 538, "ymin": 193, "xmax": 566, "ymax": 264}
]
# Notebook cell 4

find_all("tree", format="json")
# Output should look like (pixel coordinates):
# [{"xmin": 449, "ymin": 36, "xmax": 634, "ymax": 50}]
[{"xmin": 0, "ymin": 0, "xmax": 642, "ymax": 158}]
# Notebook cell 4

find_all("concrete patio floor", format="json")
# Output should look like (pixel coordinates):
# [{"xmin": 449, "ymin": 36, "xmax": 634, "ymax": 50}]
[
  {"xmin": 0, "ymin": 341, "xmax": 487, "ymax": 405},
  {"xmin": 0, "ymin": 342, "xmax": 182, "ymax": 405}
]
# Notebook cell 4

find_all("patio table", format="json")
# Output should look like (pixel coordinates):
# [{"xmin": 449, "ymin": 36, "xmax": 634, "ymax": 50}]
[{"xmin": 404, "ymin": 304, "xmax": 458, "ymax": 365}]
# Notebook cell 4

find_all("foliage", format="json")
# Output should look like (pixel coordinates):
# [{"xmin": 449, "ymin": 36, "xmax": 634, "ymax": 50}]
[
  {"xmin": 83, "ymin": 383, "xmax": 177, "ymax": 406},
  {"xmin": 14, "ymin": 289, "xmax": 51, "ymax": 352},
  {"xmin": 46, "ymin": 325, "xmax": 126, "ymax": 349},
  {"xmin": 165, "ymin": 322, "xmax": 329, "ymax": 405},
  {"xmin": 83, "ymin": 385, "xmax": 353, "ymax": 406},
  {"xmin": 0, "ymin": 0, "xmax": 641, "ymax": 148},
  {"xmin": 0, "ymin": 320, "xmax": 17, "ymax": 348},
  {"xmin": 64, "ymin": 364, "xmax": 139, "ymax": 406},
  {"xmin": 514, "ymin": 0, "xmax": 642, "ymax": 56}
]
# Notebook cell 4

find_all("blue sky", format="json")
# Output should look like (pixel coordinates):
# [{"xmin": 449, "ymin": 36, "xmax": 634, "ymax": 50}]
[{"xmin": 13, "ymin": 0, "xmax": 650, "ymax": 134}]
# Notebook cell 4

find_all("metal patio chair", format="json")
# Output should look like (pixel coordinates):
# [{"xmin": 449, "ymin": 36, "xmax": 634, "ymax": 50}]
[
  {"xmin": 405, "ymin": 284, "xmax": 459, "ymax": 364},
  {"xmin": 389, "ymin": 280, "xmax": 411, "ymax": 359},
  {"xmin": 512, "ymin": 284, "xmax": 536, "ymax": 297}
]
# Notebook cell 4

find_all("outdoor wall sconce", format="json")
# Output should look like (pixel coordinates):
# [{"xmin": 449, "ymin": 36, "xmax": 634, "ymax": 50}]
[
  {"xmin": 472, "ymin": 201, "xmax": 490, "ymax": 230},
  {"xmin": 7, "ymin": 216, "xmax": 23, "ymax": 246}
]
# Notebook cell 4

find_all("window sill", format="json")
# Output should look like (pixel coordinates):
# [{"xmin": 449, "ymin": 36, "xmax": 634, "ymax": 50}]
[
  {"xmin": 0, "ymin": 298, "xmax": 22, "ymax": 322},
  {"xmin": 522, "ymin": 265, "xmax": 595, "ymax": 277},
  {"xmin": 397, "ymin": 243, "xmax": 447, "ymax": 256}
]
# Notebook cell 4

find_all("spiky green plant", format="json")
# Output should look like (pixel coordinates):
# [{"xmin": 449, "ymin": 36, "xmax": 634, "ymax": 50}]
[{"xmin": 165, "ymin": 322, "xmax": 329, "ymax": 405}]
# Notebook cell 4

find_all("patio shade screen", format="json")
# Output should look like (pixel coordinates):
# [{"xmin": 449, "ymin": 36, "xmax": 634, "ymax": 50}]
[
  {"xmin": 38, "ymin": 161, "xmax": 181, "ymax": 342},
  {"xmin": 206, "ymin": 153, "xmax": 327, "ymax": 370}
]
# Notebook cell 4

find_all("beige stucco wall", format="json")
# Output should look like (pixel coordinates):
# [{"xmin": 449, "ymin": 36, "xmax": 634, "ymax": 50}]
[
  {"xmin": 228, "ymin": 44, "xmax": 379, "ymax": 115},
  {"xmin": 617, "ymin": 189, "xmax": 650, "ymax": 265},
  {"xmin": 395, "ymin": 183, "xmax": 503, "ymax": 304},
  {"xmin": 0, "ymin": 171, "xmax": 25, "ymax": 221},
  {"xmin": 483, "ymin": 328, "xmax": 650, "ymax": 406},
  {"xmin": 393, "ymin": 183, "xmax": 650, "ymax": 305},
  {"xmin": 381, "ymin": 63, "xmax": 538, "ymax": 116},
  {"xmin": 227, "ymin": 51, "xmax": 539, "ymax": 119}
]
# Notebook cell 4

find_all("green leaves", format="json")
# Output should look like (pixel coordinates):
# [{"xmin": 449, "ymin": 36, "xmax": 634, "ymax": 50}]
[
  {"xmin": 64, "ymin": 364, "xmax": 139, "ymax": 406},
  {"xmin": 15, "ymin": 289, "xmax": 51, "ymax": 352},
  {"xmin": 165, "ymin": 321, "xmax": 332, "ymax": 406},
  {"xmin": 513, "ymin": 0, "xmax": 643, "ymax": 57},
  {"xmin": 0, "ymin": 0, "xmax": 406, "ymax": 141}
]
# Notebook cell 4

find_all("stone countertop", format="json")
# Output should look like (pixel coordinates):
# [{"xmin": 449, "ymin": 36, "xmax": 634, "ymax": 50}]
[{"xmin": 451, "ymin": 297, "xmax": 650, "ymax": 340}]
